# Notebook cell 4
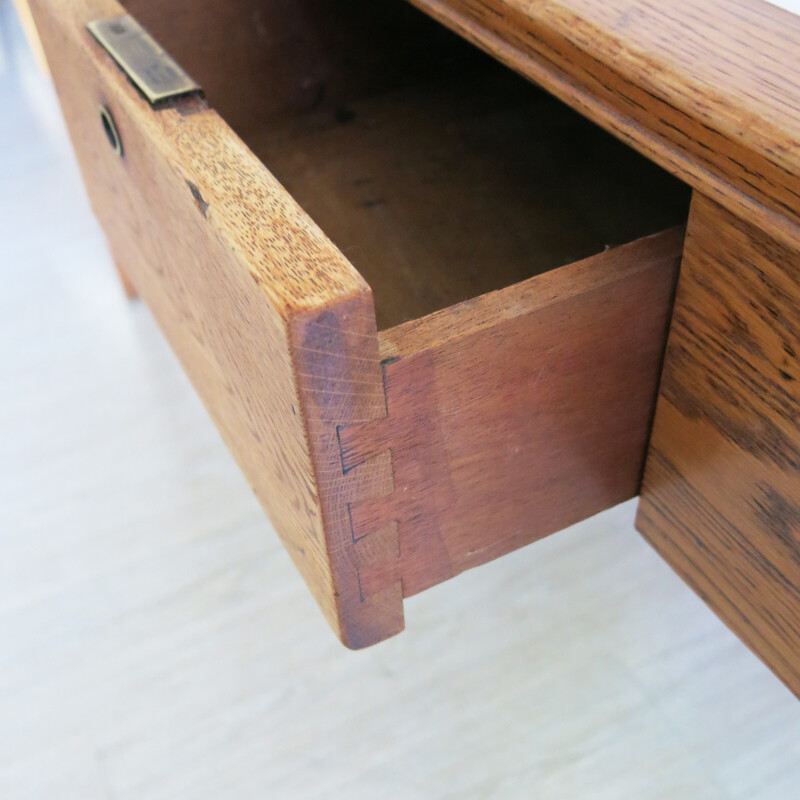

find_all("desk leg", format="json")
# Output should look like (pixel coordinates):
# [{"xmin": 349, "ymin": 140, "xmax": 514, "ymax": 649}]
[
  {"xmin": 637, "ymin": 192, "xmax": 800, "ymax": 698},
  {"xmin": 113, "ymin": 255, "xmax": 139, "ymax": 301}
]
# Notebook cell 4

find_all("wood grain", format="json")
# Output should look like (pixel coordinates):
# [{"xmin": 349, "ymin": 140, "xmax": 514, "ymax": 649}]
[
  {"xmin": 7, "ymin": 25, "xmax": 800, "ymax": 789},
  {"xmin": 30, "ymin": 0, "xmax": 695, "ymax": 646},
  {"xmin": 248, "ymin": 56, "xmax": 688, "ymax": 329},
  {"xmin": 637, "ymin": 193, "xmax": 800, "ymax": 698},
  {"xmin": 29, "ymin": 0, "xmax": 403, "ymax": 647},
  {"xmin": 339, "ymin": 229, "xmax": 682, "ymax": 599},
  {"xmin": 405, "ymin": 0, "xmax": 800, "ymax": 251},
  {"xmin": 120, "ymin": 0, "xmax": 464, "ymax": 138}
]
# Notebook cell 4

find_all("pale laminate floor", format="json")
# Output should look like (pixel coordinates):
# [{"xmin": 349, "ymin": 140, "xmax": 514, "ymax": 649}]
[{"xmin": 1, "ymin": 4, "xmax": 799, "ymax": 799}]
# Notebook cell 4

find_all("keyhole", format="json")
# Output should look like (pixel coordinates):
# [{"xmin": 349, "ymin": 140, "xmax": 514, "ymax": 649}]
[{"xmin": 99, "ymin": 105, "xmax": 123, "ymax": 157}]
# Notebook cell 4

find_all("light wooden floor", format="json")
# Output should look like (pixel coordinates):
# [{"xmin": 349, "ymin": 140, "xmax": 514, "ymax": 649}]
[{"xmin": 1, "ymin": 3, "xmax": 800, "ymax": 798}]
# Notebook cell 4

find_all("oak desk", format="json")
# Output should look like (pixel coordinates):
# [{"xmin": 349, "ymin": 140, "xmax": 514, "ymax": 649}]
[{"xmin": 27, "ymin": 0, "xmax": 800, "ymax": 697}]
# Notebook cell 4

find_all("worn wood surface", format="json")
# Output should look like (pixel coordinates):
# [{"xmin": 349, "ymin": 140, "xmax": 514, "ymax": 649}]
[
  {"xmin": 637, "ymin": 194, "xmax": 800, "ymax": 698},
  {"xmin": 249, "ymin": 57, "xmax": 688, "ymax": 329},
  {"xmin": 8, "ymin": 17, "xmax": 800, "ymax": 792},
  {"xmin": 118, "ymin": 0, "xmax": 690, "ymax": 329},
  {"xmin": 29, "ymin": 0, "xmax": 404, "ymax": 647},
  {"xmin": 121, "ymin": 0, "xmax": 463, "ymax": 138},
  {"xmin": 339, "ymin": 229, "xmax": 682, "ymax": 599},
  {"xmin": 406, "ymin": 0, "xmax": 800, "ymax": 251},
  {"xmin": 31, "ymin": 0, "xmax": 694, "ymax": 646}
]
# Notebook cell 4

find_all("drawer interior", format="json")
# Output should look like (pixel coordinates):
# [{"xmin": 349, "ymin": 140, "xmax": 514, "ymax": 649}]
[{"xmin": 123, "ymin": 0, "xmax": 690, "ymax": 330}]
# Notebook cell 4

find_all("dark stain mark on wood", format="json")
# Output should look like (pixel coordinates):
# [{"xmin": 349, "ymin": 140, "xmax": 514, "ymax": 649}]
[
  {"xmin": 335, "ymin": 106, "xmax": 356, "ymax": 124},
  {"xmin": 186, "ymin": 180, "xmax": 209, "ymax": 218},
  {"xmin": 639, "ymin": 195, "xmax": 800, "ymax": 697},
  {"xmin": 301, "ymin": 311, "xmax": 347, "ymax": 414},
  {"xmin": 752, "ymin": 484, "xmax": 800, "ymax": 565},
  {"xmin": 663, "ymin": 367, "xmax": 800, "ymax": 471}
]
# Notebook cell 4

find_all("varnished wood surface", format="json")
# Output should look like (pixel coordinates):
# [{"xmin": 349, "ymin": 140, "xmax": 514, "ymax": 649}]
[
  {"xmin": 406, "ymin": 0, "xmax": 800, "ymax": 250},
  {"xmin": 249, "ymin": 58, "xmax": 688, "ymax": 329},
  {"xmin": 125, "ymin": 0, "xmax": 689, "ymax": 329},
  {"xmin": 5, "ymin": 12, "xmax": 800, "ymax": 794},
  {"xmin": 4, "ymin": 18, "xmax": 800, "ymax": 790},
  {"xmin": 30, "ymin": 0, "xmax": 693, "ymax": 645},
  {"xmin": 121, "ymin": 0, "xmax": 461, "ymax": 138},
  {"xmin": 29, "ymin": 0, "xmax": 404, "ymax": 646},
  {"xmin": 337, "ymin": 229, "xmax": 681, "ymax": 599},
  {"xmin": 638, "ymin": 194, "xmax": 800, "ymax": 699},
  {"xmin": 37, "ymin": 0, "xmax": 800, "ymax": 663}
]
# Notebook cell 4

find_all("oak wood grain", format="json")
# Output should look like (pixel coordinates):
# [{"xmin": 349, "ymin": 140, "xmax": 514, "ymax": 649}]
[
  {"xmin": 121, "ymin": 0, "xmax": 464, "ymax": 139},
  {"xmin": 29, "ymin": 0, "xmax": 403, "ymax": 647},
  {"xmin": 7, "ymin": 24, "xmax": 800, "ymax": 787},
  {"xmin": 405, "ymin": 0, "xmax": 800, "ymax": 251},
  {"xmin": 117, "ymin": 0, "xmax": 689, "ymax": 329},
  {"xmin": 637, "ymin": 193, "xmax": 800, "ymax": 698},
  {"xmin": 247, "ymin": 56, "xmax": 688, "ymax": 329},
  {"xmin": 339, "ymin": 229, "xmax": 682, "ymax": 599},
  {"xmin": 32, "ymin": 0, "xmax": 710, "ymax": 647}
]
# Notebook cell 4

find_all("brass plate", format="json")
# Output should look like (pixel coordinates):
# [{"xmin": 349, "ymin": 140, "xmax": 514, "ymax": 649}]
[{"xmin": 87, "ymin": 15, "xmax": 201, "ymax": 106}]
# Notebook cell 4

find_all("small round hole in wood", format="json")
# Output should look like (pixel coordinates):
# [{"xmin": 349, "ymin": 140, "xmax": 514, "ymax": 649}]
[{"xmin": 99, "ymin": 105, "xmax": 123, "ymax": 157}]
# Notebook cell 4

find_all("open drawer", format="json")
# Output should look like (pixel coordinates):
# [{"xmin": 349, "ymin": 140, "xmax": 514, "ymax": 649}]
[{"xmin": 30, "ymin": 0, "xmax": 690, "ymax": 646}]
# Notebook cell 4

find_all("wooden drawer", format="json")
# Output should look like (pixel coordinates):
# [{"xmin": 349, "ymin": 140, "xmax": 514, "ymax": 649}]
[{"xmin": 30, "ymin": 0, "xmax": 689, "ymax": 646}]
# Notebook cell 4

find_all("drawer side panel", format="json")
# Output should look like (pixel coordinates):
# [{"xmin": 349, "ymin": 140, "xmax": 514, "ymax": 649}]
[{"xmin": 339, "ymin": 229, "xmax": 683, "ymax": 598}]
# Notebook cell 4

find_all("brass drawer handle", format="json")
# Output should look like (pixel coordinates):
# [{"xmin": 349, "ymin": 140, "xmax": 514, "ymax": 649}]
[{"xmin": 87, "ymin": 16, "xmax": 201, "ymax": 107}]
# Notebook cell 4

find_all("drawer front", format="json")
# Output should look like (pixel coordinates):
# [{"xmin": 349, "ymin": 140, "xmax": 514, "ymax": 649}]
[
  {"xmin": 33, "ymin": 0, "xmax": 683, "ymax": 647},
  {"xmin": 30, "ymin": 0, "xmax": 403, "ymax": 647}
]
